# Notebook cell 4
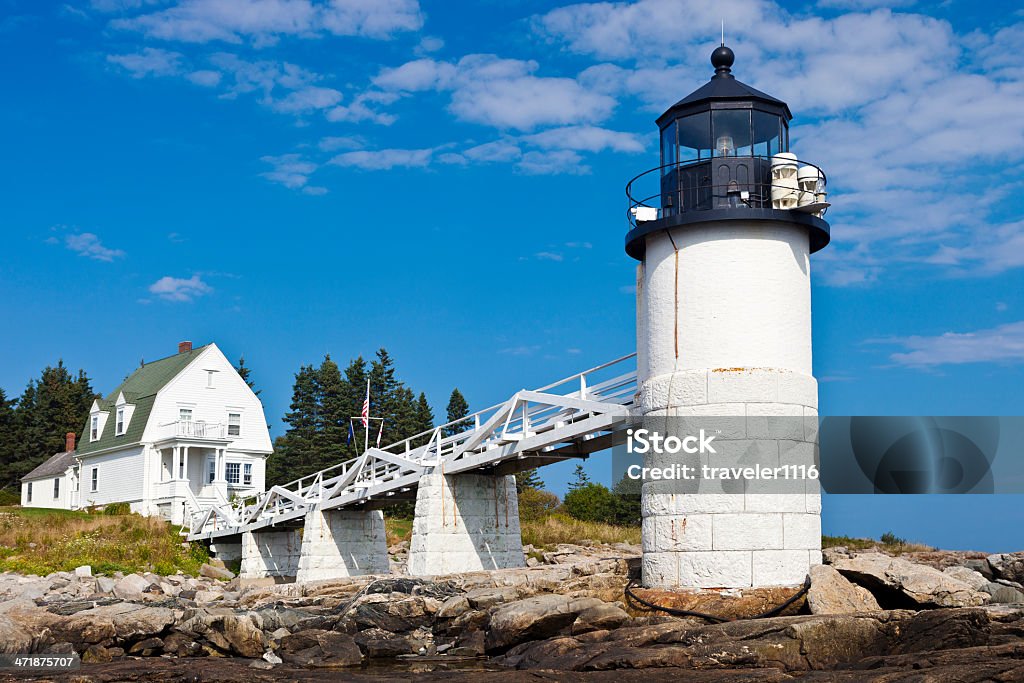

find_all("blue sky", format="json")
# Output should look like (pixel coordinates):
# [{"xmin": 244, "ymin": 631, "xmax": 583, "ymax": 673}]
[{"xmin": 2, "ymin": 0, "xmax": 1022, "ymax": 551}]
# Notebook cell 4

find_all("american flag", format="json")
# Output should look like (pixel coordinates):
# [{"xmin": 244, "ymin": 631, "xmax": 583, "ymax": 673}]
[{"xmin": 361, "ymin": 381, "xmax": 370, "ymax": 428}]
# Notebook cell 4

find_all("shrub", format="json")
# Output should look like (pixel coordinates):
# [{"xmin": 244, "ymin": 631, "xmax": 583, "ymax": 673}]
[
  {"xmin": 880, "ymin": 531, "xmax": 905, "ymax": 546},
  {"xmin": 102, "ymin": 502, "xmax": 132, "ymax": 516},
  {"xmin": 0, "ymin": 489, "xmax": 20, "ymax": 506},
  {"xmin": 563, "ymin": 483, "xmax": 619, "ymax": 524},
  {"xmin": 518, "ymin": 488, "xmax": 560, "ymax": 522}
]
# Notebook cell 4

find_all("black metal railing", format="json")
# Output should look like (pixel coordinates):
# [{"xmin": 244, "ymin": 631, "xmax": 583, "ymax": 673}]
[{"xmin": 626, "ymin": 155, "xmax": 828, "ymax": 230}]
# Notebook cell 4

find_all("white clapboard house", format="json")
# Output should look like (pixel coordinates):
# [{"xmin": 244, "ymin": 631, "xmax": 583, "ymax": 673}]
[{"xmin": 20, "ymin": 341, "xmax": 273, "ymax": 525}]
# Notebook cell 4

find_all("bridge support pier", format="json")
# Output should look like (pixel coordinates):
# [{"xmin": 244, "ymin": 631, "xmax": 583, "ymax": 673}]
[
  {"xmin": 407, "ymin": 471, "xmax": 524, "ymax": 576},
  {"xmin": 296, "ymin": 509, "xmax": 389, "ymax": 582},
  {"xmin": 240, "ymin": 527, "xmax": 302, "ymax": 580},
  {"xmin": 209, "ymin": 539, "xmax": 243, "ymax": 563}
]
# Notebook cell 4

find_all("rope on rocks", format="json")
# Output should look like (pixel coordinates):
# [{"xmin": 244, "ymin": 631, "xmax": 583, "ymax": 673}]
[{"xmin": 624, "ymin": 576, "xmax": 812, "ymax": 623}]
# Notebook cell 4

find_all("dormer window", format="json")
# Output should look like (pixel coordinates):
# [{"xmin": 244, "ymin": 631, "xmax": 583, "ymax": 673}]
[
  {"xmin": 116, "ymin": 407, "xmax": 125, "ymax": 435},
  {"xmin": 91, "ymin": 415, "xmax": 99, "ymax": 441}
]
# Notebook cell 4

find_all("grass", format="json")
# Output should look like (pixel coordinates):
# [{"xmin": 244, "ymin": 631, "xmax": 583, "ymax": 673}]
[
  {"xmin": 823, "ymin": 533, "xmax": 933, "ymax": 555},
  {"xmin": 521, "ymin": 513, "xmax": 640, "ymax": 548},
  {"xmin": 384, "ymin": 516, "xmax": 413, "ymax": 546},
  {"xmin": 0, "ymin": 506, "xmax": 209, "ymax": 577}
]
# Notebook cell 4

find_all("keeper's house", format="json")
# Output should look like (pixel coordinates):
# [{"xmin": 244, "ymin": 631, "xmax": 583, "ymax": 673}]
[{"xmin": 20, "ymin": 341, "xmax": 273, "ymax": 525}]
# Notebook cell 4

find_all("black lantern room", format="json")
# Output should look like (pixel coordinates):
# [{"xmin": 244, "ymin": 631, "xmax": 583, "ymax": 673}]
[{"xmin": 625, "ymin": 45, "xmax": 830, "ymax": 260}]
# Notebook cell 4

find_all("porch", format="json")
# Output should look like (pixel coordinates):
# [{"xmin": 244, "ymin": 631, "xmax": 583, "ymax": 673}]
[{"xmin": 151, "ymin": 420, "xmax": 237, "ymax": 525}]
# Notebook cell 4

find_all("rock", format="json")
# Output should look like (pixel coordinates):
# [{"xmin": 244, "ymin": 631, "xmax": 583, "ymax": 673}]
[
  {"xmin": 963, "ymin": 558, "xmax": 994, "ymax": 579},
  {"xmin": 571, "ymin": 603, "xmax": 630, "ymax": 634},
  {"xmin": 435, "ymin": 595, "xmax": 470, "ymax": 619},
  {"xmin": 96, "ymin": 577, "xmax": 117, "ymax": 594},
  {"xmin": 195, "ymin": 590, "xmax": 223, "ymax": 603},
  {"xmin": 278, "ymin": 629, "xmax": 362, "ymax": 668},
  {"xmin": 128, "ymin": 637, "xmax": 164, "ymax": 656},
  {"xmin": 987, "ymin": 553, "xmax": 1024, "ymax": 584},
  {"xmin": 112, "ymin": 574, "xmax": 151, "ymax": 600},
  {"xmin": 175, "ymin": 611, "xmax": 265, "ymax": 658},
  {"xmin": 982, "ymin": 581, "xmax": 1024, "ymax": 604},
  {"xmin": 82, "ymin": 644, "xmax": 113, "ymax": 663},
  {"xmin": 263, "ymin": 650, "xmax": 282, "ymax": 664},
  {"xmin": 465, "ymin": 586, "xmax": 520, "ymax": 610},
  {"xmin": 354, "ymin": 629, "xmax": 420, "ymax": 658},
  {"xmin": 943, "ymin": 566, "xmax": 990, "ymax": 591},
  {"xmin": 485, "ymin": 594, "xmax": 608, "ymax": 653},
  {"xmin": 0, "ymin": 613, "xmax": 36, "ymax": 654},
  {"xmin": 200, "ymin": 563, "xmax": 236, "ymax": 581},
  {"xmin": 831, "ymin": 554, "xmax": 989, "ymax": 608},
  {"xmin": 808, "ymin": 565, "xmax": 881, "ymax": 614},
  {"xmin": 74, "ymin": 566, "xmax": 92, "ymax": 578},
  {"xmin": 526, "ymin": 557, "xmax": 539, "ymax": 567}
]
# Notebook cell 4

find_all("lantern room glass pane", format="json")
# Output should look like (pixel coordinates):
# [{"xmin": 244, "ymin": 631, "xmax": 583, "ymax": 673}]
[
  {"xmin": 752, "ymin": 109, "xmax": 784, "ymax": 157},
  {"xmin": 675, "ymin": 111, "xmax": 711, "ymax": 160},
  {"xmin": 660, "ymin": 121, "xmax": 676, "ymax": 175},
  {"xmin": 712, "ymin": 109, "xmax": 752, "ymax": 157}
]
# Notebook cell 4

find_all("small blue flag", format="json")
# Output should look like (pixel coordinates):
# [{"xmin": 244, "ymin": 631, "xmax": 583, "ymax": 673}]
[{"xmin": 346, "ymin": 421, "xmax": 354, "ymax": 445}]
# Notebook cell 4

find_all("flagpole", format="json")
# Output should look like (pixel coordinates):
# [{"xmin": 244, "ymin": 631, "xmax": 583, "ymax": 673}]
[{"xmin": 364, "ymin": 379, "xmax": 371, "ymax": 453}]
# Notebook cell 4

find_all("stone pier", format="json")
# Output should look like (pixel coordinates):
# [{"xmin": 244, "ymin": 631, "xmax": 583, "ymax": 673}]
[
  {"xmin": 295, "ymin": 509, "xmax": 389, "ymax": 582},
  {"xmin": 407, "ymin": 470, "xmax": 524, "ymax": 576},
  {"xmin": 240, "ymin": 527, "xmax": 302, "ymax": 579},
  {"xmin": 209, "ymin": 539, "xmax": 243, "ymax": 563}
]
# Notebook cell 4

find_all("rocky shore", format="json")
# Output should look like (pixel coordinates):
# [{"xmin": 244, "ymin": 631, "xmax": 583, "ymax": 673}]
[{"xmin": 0, "ymin": 543, "xmax": 1022, "ymax": 681}]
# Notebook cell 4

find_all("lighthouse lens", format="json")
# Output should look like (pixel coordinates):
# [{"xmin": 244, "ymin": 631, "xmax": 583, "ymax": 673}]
[{"xmin": 712, "ymin": 109, "xmax": 752, "ymax": 157}]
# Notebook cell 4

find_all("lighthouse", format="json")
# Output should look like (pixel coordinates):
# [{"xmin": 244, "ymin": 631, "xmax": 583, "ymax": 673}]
[{"xmin": 627, "ymin": 45, "xmax": 830, "ymax": 589}]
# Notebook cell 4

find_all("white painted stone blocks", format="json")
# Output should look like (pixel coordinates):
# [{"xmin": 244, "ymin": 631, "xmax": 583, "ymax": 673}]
[
  {"xmin": 783, "ymin": 513, "xmax": 822, "ymax": 550},
  {"xmin": 751, "ymin": 550, "xmax": 811, "ymax": 586},
  {"xmin": 712, "ymin": 513, "xmax": 783, "ymax": 550},
  {"xmin": 407, "ymin": 471, "xmax": 524, "ymax": 576},
  {"xmin": 241, "ymin": 528, "xmax": 301, "ymax": 579},
  {"xmin": 295, "ymin": 509, "xmax": 388, "ymax": 582}
]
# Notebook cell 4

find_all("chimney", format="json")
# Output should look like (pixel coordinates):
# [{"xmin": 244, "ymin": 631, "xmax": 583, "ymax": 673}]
[
  {"xmin": 65, "ymin": 432, "xmax": 76, "ymax": 453},
  {"xmin": 178, "ymin": 341, "xmax": 193, "ymax": 354}
]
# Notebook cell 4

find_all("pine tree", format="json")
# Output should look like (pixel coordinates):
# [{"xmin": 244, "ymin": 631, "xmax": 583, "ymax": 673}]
[
  {"xmin": 268, "ymin": 364, "xmax": 321, "ymax": 486},
  {"xmin": 3, "ymin": 362, "xmax": 96, "ymax": 488},
  {"xmin": 412, "ymin": 392, "xmax": 434, "ymax": 446},
  {"xmin": 0, "ymin": 389, "xmax": 17, "ymax": 495},
  {"xmin": 235, "ymin": 356, "xmax": 261, "ymax": 396},
  {"xmin": 317, "ymin": 355, "xmax": 350, "ymax": 469},
  {"xmin": 515, "ymin": 468, "xmax": 544, "ymax": 493},
  {"xmin": 342, "ymin": 356, "xmax": 368, "ymax": 458},
  {"xmin": 568, "ymin": 463, "xmax": 591, "ymax": 491},
  {"xmin": 444, "ymin": 388, "xmax": 470, "ymax": 437}
]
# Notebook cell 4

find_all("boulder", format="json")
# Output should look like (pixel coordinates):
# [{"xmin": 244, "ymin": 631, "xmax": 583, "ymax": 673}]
[
  {"xmin": 200, "ymin": 563, "xmax": 236, "ymax": 581},
  {"xmin": 96, "ymin": 577, "xmax": 117, "ymax": 594},
  {"xmin": 112, "ymin": 574, "xmax": 151, "ymax": 600},
  {"xmin": 942, "ymin": 566, "xmax": 990, "ymax": 591},
  {"xmin": 982, "ymin": 581, "xmax": 1024, "ymax": 604},
  {"xmin": 74, "ymin": 566, "xmax": 92, "ymax": 578},
  {"xmin": 831, "ymin": 554, "xmax": 989, "ymax": 608},
  {"xmin": 571, "ymin": 603, "xmax": 630, "ymax": 634},
  {"xmin": 485, "ymin": 594, "xmax": 608, "ymax": 653},
  {"xmin": 128, "ymin": 637, "xmax": 164, "ymax": 656},
  {"xmin": 987, "ymin": 553, "xmax": 1024, "ymax": 584},
  {"xmin": 807, "ymin": 565, "xmax": 880, "ymax": 614},
  {"xmin": 278, "ymin": 629, "xmax": 362, "ymax": 668},
  {"xmin": 435, "ymin": 595, "xmax": 470, "ymax": 619}
]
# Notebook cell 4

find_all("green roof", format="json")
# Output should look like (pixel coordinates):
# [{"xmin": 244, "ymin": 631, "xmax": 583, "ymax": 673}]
[{"xmin": 76, "ymin": 345, "xmax": 209, "ymax": 456}]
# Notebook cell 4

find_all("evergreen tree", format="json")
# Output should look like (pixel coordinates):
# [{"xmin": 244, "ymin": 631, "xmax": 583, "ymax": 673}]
[
  {"xmin": 268, "ymin": 364, "xmax": 321, "ymax": 486},
  {"xmin": 0, "ymin": 389, "xmax": 17, "ymax": 495},
  {"xmin": 2, "ymin": 362, "xmax": 96, "ymax": 488},
  {"xmin": 317, "ymin": 355, "xmax": 350, "ymax": 469},
  {"xmin": 413, "ymin": 392, "xmax": 434, "ymax": 447},
  {"xmin": 444, "ymin": 388, "xmax": 470, "ymax": 437},
  {"xmin": 515, "ymin": 468, "xmax": 544, "ymax": 493},
  {"xmin": 234, "ymin": 356, "xmax": 261, "ymax": 396},
  {"xmin": 568, "ymin": 463, "xmax": 591, "ymax": 491},
  {"xmin": 342, "ymin": 356, "xmax": 368, "ymax": 458}
]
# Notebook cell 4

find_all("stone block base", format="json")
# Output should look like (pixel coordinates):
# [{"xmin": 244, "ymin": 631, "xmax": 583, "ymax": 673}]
[
  {"xmin": 407, "ymin": 471, "xmax": 524, "ymax": 576},
  {"xmin": 296, "ymin": 509, "xmax": 389, "ymax": 582},
  {"xmin": 241, "ymin": 528, "xmax": 302, "ymax": 579}
]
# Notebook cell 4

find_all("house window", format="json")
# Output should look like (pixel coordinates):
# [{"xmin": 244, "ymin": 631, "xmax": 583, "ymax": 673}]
[
  {"xmin": 54, "ymin": 478, "xmax": 60, "ymax": 499},
  {"xmin": 226, "ymin": 462, "xmax": 240, "ymax": 485},
  {"xmin": 116, "ymin": 407, "xmax": 125, "ymax": 435},
  {"xmin": 90, "ymin": 467, "xmax": 98, "ymax": 493},
  {"xmin": 91, "ymin": 416, "xmax": 99, "ymax": 441},
  {"xmin": 227, "ymin": 413, "xmax": 241, "ymax": 437},
  {"xmin": 206, "ymin": 458, "xmax": 216, "ymax": 484},
  {"xmin": 206, "ymin": 370, "xmax": 216, "ymax": 388},
  {"xmin": 179, "ymin": 408, "xmax": 193, "ymax": 422},
  {"xmin": 243, "ymin": 462, "xmax": 253, "ymax": 486},
  {"xmin": 26, "ymin": 482, "xmax": 32, "ymax": 503}
]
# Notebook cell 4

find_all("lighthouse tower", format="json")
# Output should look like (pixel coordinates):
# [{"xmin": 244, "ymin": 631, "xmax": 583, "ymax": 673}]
[{"xmin": 627, "ymin": 45, "xmax": 831, "ymax": 589}]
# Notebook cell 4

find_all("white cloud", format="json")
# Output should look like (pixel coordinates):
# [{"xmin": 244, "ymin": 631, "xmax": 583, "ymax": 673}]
[
  {"xmin": 111, "ymin": 0, "xmax": 423, "ymax": 45},
  {"xmin": 148, "ymin": 274, "xmax": 212, "ymax": 302},
  {"xmin": 523, "ymin": 125, "xmax": 645, "ymax": 153},
  {"xmin": 535, "ymin": 251, "xmax": 563, "ymax": 262},
  {"xmin": 107, "ymin": 47, "xmax": 183, "ymax": 78},
  {"xmin": 318, "ymin": 135, "xmax": 364, "ymax": 151},
  {"xmin": 375, "ymin": 54, "xmax": 616, "ymax": 131},
  {"xmin": 325, "ymin": 90, "xmax": 398, "ymax": 125},
  {"xmin": 873, "ymin": 321, "xmax": 1024, "ymax": 368},
  {"xmin": 260, "ymin": 153, "xmax": 318, "ymax": 189},
  {"xmin": 518, "ymin": 149, "xmax": 589, "ymax": 175},
  {"xmin": 64, "ymin": 233, "xmax": 125, "ymax": 262},
  {"xmin": 329, "ymin": 147, "xmax": 435, "ymax": 170},
  {"xmin": 269, "ymin": 85, "xmax": 342, "ymax": 113},
  {"xmin": 186, "ymin": 69, "xmax": 221, "ymax": 86}
]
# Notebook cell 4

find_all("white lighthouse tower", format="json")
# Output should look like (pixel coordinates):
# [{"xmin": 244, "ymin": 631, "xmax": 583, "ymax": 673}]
[{"xmin": 628, "ymin": 45, "xmax": 830, "ymax": 589}]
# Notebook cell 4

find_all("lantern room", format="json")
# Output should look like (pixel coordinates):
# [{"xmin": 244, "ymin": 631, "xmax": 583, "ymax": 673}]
[{"xmin": 625, "ymin": 44, "xmax": 831, "ymax": 260}]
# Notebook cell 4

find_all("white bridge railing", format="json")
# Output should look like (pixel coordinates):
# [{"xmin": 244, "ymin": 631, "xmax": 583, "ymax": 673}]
[{"xmin": 188, "ymin": 353, "xmax": 637, "ymax": 540}]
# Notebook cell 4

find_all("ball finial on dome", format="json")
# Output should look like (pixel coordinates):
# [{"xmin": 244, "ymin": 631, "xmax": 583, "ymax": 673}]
[{"xmin": 711, "ymin": 45, "xmax": 734, "ymax": 78}]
